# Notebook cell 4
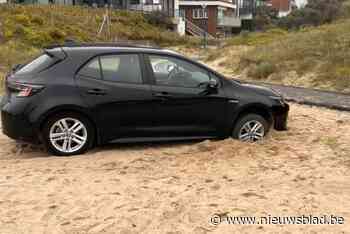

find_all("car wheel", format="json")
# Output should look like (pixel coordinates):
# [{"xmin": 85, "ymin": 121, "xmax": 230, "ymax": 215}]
[
  {"xmin": 232, "ymin": 114, "xmax": 269, "ymax": 142},
  {"xmin": 42, "ymin": 113, "xmax": 94, "ymax": 156}
]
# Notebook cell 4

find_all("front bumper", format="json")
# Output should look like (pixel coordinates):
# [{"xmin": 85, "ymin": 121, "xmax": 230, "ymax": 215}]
[{"xmin": 273, "ymin": 103, "xmax": 289, "ymax": 131}]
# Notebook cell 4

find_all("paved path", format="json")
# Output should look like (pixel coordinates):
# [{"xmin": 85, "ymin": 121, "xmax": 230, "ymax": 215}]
[
  {"xmin": 251, "ymin": 82, "xmax": 350, "ymax": 111},
  {"xmin": 191, "ymin": 56, "xmax": 350, "ymax": 112}
]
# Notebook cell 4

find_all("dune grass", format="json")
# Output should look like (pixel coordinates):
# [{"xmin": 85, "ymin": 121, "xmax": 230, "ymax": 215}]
[
  {"xmin": 0, "ymin": 4, "xmax": 198, "ymax": 74},
  {"xmin": 0, "ymin": 4, "xmax": 195, "ymax": 47},
  {"xmin": 226, "ymin": 28, "xmax": 289, "ymax": 47},
  {"xmin": 239, "ymin": 20, "xmax": 350, "ymax": 91}
]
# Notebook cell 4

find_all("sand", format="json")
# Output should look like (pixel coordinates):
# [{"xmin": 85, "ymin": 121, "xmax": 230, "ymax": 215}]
[{"xmin": 0, "ymin": 104, "xmax": 350, "ymax": 233}]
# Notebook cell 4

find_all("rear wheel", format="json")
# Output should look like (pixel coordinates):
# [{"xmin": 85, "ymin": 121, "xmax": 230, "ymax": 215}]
[
  {"xmin": 42, "ymin": 113, "xmax": 94, "ymax": 156},
  {"xmin": 232, "ymin": 114, "xmax": 269, "ymax": 142}
]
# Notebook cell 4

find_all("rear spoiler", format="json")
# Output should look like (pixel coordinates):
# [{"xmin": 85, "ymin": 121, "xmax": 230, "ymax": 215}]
[{"xmin": 44, "ymin": 47, "xmax": 67, "ymax": 60}]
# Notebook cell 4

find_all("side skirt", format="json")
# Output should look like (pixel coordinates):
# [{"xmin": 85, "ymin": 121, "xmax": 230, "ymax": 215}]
[{"xmin": 109, "ymin": 136, "xmax": 218, "ymax": 144}]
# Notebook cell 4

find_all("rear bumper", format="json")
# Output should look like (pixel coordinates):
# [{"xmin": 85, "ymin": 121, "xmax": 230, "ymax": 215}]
[
  {"xmin": 273, "ymin": 103, "xmax": 289, "ymax": 131},
  {"xmin": 1, "ymin": 109, "xmax": 38, "ymax": 143}
]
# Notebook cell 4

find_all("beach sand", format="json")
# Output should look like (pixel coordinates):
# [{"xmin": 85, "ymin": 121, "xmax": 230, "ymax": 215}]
[{"xmin": 0, "ymin": 104, "xmax": 349, "ymax": 233}]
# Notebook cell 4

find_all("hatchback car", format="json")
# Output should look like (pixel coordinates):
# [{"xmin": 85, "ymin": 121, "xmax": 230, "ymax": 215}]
[{"xmin": 1, "ymin": 43, "xmax": 289, "ymax": 156}]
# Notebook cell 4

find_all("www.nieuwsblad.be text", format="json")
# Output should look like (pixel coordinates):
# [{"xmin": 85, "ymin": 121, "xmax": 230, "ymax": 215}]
[{"xmin": 209, "ymin": 214, "xmax": 345, "ymax": 226}]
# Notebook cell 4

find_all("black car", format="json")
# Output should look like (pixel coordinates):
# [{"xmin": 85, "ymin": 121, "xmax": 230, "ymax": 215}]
[{"xmin": 1, "ymin": 43, "xmax": 289, "ymax": 156}]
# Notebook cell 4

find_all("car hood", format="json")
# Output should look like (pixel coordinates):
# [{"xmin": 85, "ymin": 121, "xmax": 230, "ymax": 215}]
[{"xmin": 240, "ymin": 82, "xmax": 281, "ymax": 97}]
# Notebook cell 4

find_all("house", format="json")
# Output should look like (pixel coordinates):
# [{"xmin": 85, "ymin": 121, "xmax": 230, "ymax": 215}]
[
  {"xmin": 267, "ymin": 0, "xmax": 295, "ymax": 17},
  {"xmin": 179, "ymin": 0, "xmax": 240, "ymax": 37},
  {"xmin": 235, "ymin": 0, "xmax": 259, "ymax": 31},
  {"xmin": 14, "ymin": 0, "xmax": 263, "ymax": 37},
  {"xmin": 178, "ymin": 0, "xmax": 269, "ymax": 37}
]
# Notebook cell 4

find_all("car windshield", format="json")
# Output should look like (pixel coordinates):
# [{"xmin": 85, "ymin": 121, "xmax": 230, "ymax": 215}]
[{"xmin": 15, "ymin": 53, "xmax": 57, "ymax": 75}]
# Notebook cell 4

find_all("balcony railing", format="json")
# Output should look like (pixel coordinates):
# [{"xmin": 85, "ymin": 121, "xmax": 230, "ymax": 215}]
[
  {"xmin": 217, "ymin": 16, "xmax": 241, "ymax": 27},
  {"xmin": 240, "ymin": 6, "xmax": 255, "ymax": 15},
  {"xmin": 129, "ymin": 4, "xmax": 162, "ymax": 12}
]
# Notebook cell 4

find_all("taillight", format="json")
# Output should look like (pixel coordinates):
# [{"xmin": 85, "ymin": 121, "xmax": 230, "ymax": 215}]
[{"xmin": 7, "ymin": 81, "xmax": 44, "ymax": 97}]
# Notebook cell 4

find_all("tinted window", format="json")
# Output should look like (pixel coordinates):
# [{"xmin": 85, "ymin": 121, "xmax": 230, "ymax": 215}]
[
  {"xmin": 16, "ymin": 54, "xmax": 57, "ymax": 75},
  {"xmin": 78, "ymin": 58, "xmax": 101, "ymax": 79},
  {"xmin": 149, "ymin": 55, "xmax": 210, "ymax": 88},
  {"xmin": 100, "ymin": 54, "xmax": 142, "ymax": 84}
]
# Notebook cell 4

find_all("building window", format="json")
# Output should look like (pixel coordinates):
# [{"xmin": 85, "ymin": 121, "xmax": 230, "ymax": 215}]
[
  {"xmin": 179, "ymin": 9, "xmax": 185, "ymax": 18},
  {"xmin": 192, "ymin": 8, "xmax": 208, "ymax": 19}
]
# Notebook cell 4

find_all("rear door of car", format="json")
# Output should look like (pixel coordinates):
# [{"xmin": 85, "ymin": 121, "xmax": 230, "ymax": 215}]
[{"xmin": 75, "ymin": 53, "xmax": 155, "ymax": 143}]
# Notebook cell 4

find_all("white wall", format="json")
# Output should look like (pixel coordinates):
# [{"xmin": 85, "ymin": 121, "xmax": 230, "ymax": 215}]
[
  {"xmin": 296, "ymin": 0, "xmax": 307, "ymax": 8},
  {"xmin": 0, "ymin": 0, "xmax": 7, "ymax": 4},
  {"xmin": 177, "ymin": 17, "xmax": 185, "ymax": 36},
  {"xmin": 278, "ymin": 9, "xmax": 292, "ymax": 17}
]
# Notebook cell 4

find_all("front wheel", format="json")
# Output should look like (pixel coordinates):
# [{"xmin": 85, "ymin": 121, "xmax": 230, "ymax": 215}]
[
  {"xmin": 42, "ymin": 113, "xmax": 94, "ymax": 156},
  {"xmin": 232, "ymin": 114, "xmax": 269, "ymax": 142}
]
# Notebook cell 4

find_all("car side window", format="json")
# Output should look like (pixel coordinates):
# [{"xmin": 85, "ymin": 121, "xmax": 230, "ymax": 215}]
[
  {"xmin": 78, "ymin": 58, "xmax": 101, "ymax": 79},
  {"xmin": 148, "ymin": 55, "xmax": 211, "ymax": 88},
  {"xmin": 100, "ymin": 54, "xmax": 142, "ymax": 84}
]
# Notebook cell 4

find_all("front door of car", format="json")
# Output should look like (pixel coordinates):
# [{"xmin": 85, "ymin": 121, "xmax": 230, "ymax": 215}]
[
  {"xmin": 75, "ymin": 53, "xmax": 154, "ymax": 143},
  {"xmin": 144, "ymin": 54, "xmax": 228, "ymax": 137}
]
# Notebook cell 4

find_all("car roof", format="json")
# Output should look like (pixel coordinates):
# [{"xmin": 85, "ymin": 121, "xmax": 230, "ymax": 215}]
[{"xmin": 45, "ymin": 42, "xmax": 181, "ymax": 56}]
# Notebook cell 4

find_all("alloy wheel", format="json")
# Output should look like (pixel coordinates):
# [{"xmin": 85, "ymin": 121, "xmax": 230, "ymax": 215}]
[
  {"xmin": 49, "ymin": 118, "xmax": 88, "ymax": 153},
  {"xmin": 238, "ymin": 120, "xmax": 265, "ymax": 142}
]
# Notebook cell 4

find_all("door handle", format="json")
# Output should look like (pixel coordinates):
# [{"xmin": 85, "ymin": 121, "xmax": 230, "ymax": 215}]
[
  {"xmin": 153, "ymin": 92, "xmax": 172, "ymax": 99},
  {"xmin": 87, "ymin": 89, "xmax": 107, "ymax": 95}
]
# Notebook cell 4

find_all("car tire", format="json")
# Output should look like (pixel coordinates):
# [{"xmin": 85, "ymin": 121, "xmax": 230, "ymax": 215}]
[
  {"xmin": 42, "ymin": 112, "xmax": 94, "ymax": 156},
  {"xmin": 232, "ymin": 114, "xmax": 269, "ymax": 142}
]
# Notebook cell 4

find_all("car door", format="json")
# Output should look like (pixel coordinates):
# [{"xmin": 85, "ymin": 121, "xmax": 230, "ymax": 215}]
[
  {"xmin": 144, "ymin": 54, "xmax": 229, "ymax": 138},
  {"xmin": 75, "ymin": 53, "xmax": 154, "ymax": 143}
]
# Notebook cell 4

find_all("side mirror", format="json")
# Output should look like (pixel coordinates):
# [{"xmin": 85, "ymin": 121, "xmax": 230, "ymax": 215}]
[{"xmin": 208, "ymin": 79, "xmax": 218, "ymax": 89}]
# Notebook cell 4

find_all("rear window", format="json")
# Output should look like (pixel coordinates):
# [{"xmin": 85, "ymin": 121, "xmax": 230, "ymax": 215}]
[
  {"xmin": 15, "ymin": 54, "xmax": 57, "ymax": 75},
  {"xmin": 78, "ymin": 58, "xmax": 101, "ymax": 79},
  {"xmin": 77, "ymin": 54, "xmax": 143, "ymax": 84}
]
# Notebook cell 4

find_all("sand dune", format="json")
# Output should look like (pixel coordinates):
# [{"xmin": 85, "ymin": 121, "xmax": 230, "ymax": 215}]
[{"xmin": 0, "ymin": 104, "xmax": 349, "ymax": 233}]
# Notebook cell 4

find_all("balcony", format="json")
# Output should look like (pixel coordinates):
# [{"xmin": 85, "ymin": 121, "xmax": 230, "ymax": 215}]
[
  {"xmin": 129, "ymin": 4, "xmax": 162, "ymax": 12},
  {"xmin": 217, "ymin": 16, "xmax": 241, "ymax": 27}
]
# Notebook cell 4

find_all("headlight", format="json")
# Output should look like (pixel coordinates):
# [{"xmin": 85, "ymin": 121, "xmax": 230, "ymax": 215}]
[{"xmin": 269, "ymin": 96, "xmax": 285, "ymax": 106}]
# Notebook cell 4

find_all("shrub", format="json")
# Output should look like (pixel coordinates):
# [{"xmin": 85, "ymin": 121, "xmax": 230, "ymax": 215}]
[
  {"xmin": 31, "ymin": 16, "xmax": 44, "ymax": 26},
  {"xmin": 13, "ymin": 14, "xmax": 31, "ymax": 26},
  {"xmin": 226, "ymin": 28, "xmax": 288, "ymax": 46},
  {"xmin": 341, "ymin": 1, "xmax": 350, "ymax": 18},
  {"xmin": 144, "ymin": 11, "xmax": 173, "ymax": 29},
  {"xmin": 23, "ymin": 28, "xmax": 53, "ymax": 47},
  {"xmin": 49, "ymin": 29, "xmax": 67, "ymax": 41},
  {"xmin": 14, "ymin": 25, "xmax": 26, "ymax": 38},
  {"xmin": 247, "ymin": 62, "xmax": 276, "ymax": 79},
  {"xmin": 277, "ymin": 0, "xmax": 343, "ymax": 29},
  {"xmin": 253, "ymin": 6, "xmax": 279, "ymax": 30}
]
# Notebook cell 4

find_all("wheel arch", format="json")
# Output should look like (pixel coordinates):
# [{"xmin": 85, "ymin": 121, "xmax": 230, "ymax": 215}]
[
  {"xmin": 231, "ymin": 103, "xmax": 273, "ymax": 133},
  {"xmin": 36, "ymin": 105, "xmax": 100, "ymax": 145}
]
